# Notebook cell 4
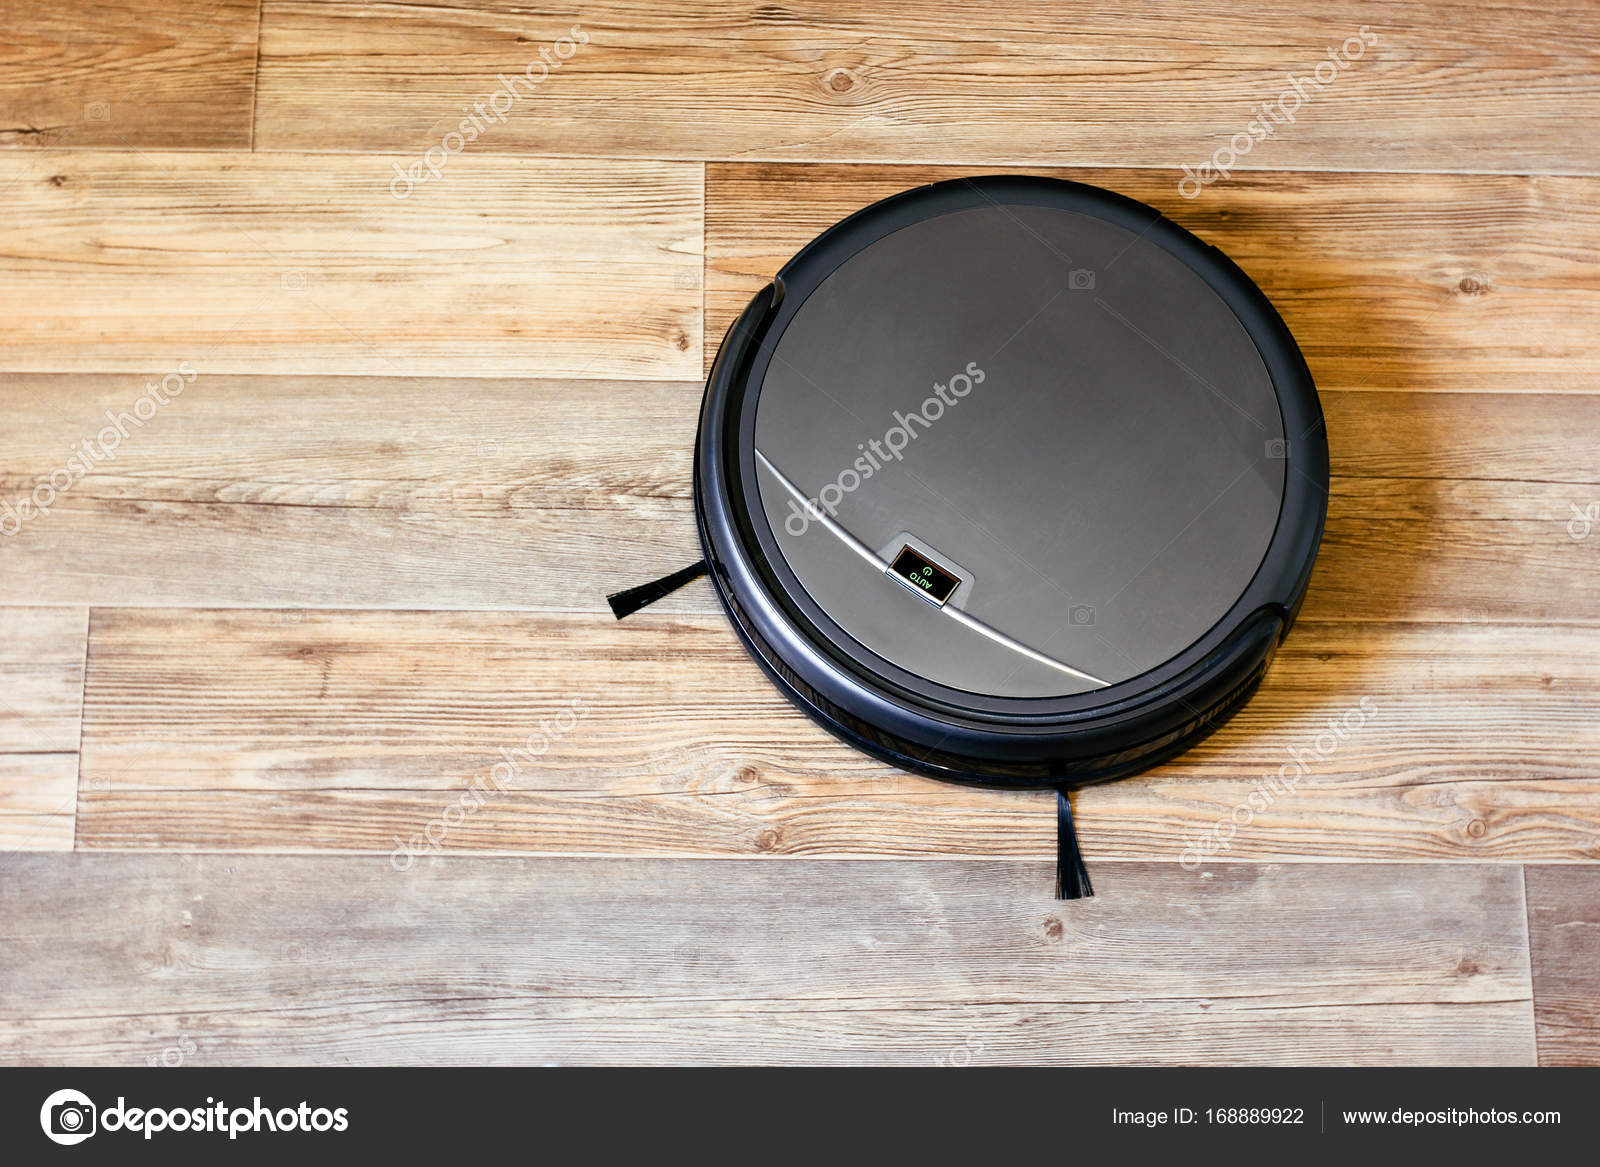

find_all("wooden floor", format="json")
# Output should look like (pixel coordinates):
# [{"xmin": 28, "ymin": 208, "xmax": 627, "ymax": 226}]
[{"xmin": 1, "ymin": 1, "xmax": 1597, "ymax": 1066}]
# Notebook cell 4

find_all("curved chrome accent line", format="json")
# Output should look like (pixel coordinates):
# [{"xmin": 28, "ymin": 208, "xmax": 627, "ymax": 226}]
[
  {"xmin": 754, "ymin": 449, "xmax": 1111, "ymax": 689},
  {"xmin": 753, "ymin": 449, "xmax": 884, "ymax": 573},
  {"xmin": 937, "ymin": 603, "xmax": 1110, "ymax": 688}
]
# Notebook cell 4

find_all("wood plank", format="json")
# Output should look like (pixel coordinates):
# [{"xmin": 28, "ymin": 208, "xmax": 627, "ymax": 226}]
[
  {"xmin": 0, "ymin": 0, "xmax": 259, "ymax": 149},
  {"xmin": 0, "ymin": 375, "xmax": 703, "ymax": 609},
  {"xmin": 0, "ymin": 152, "xmax": 702, "ymax": 379},
  {"xmin": 1304, "ymin": 517, "xmax": 1599, "ymax": 626},
  {"xmin": 0, "ymin": 756, "xmax": 78, "ymax": 852},
  {"xmin": 0, "ymin": 854, "xmax": 1535, "ymax": 1065},
  {"xmin": 1525, "ymin": 866, "xmax": 1600, "ymax": 1066},
  {"xmin": 256, "ymin": 0, "xmax": 1600, "ymax": 176},
  {"xmin": 0, "ymin": 608, "xmax": 88, "ymax": 753},
  {"xmin": 1323, "ymin": 392, "xmax": 1600, "ymax": 486},
  {"xmin": 1311, "ymin": 387, "xmax": 1600, "ymax": 625},
  {"xmin": 0, "ymin": 609, "xmax": 87, "ymax": 852},
  {"xmin": 707, "ymin": 164, "xmax": 1600, "ymax": 394},
  {"xmin": 2, "ymin": 372, "xmax": 1597, "ymax": 618},
  {"xmin": 75, "ymin": 610, "xmax": 1600, "ymax": 862}
]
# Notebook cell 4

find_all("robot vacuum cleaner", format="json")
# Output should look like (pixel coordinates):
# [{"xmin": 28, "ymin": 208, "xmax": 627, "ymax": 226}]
[{"xmin": 614, "ymin": 175, "xmax": 1328, "ymax": 898}]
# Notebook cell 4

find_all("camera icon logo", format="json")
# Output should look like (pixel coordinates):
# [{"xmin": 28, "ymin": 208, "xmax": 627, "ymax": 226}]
[
  {"xmin": 1069, "ymin": 603, "xmax": 1096, "ymax": 626},
  {"xmin": 40, "ymin": 1088, "xmax": 97, "ymax": 1145},
  {"xmin": 1068, "ymin": 268, "xmax": 1096, "ymax": 291},
  {"xmin": 1265, "ymin": 438, "xmax": 1289, "ymax": 459}
]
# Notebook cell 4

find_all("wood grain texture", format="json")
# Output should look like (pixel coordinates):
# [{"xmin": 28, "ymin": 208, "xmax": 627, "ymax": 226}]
[
  {"xmin": 0, "ymin": 609, "xmax": 87, "ymax": 851},
  {"xmin": 1525, "ymin": 866, "xmax": 1600, "ymax": 1065},
  {"xmin": 0, "ymin": 375, "xmax": 703, "ymax": 608},
  {"xmin": 2, "ymin": 372, "xmax": 1597, "ymax": 617},
  {"xmin": 0, "ymin": 854, "xmax": 1535, "ymax": 1065},
  {"xmin": 0, "ymin": 152, "xmax": 702, "ymax": 378},
  {"xmin": 255, "ymin": 1, "xmax": 1600, "ymax": 176},
  {"xmin": 707, "ymin": 164, "xmax": 1600, "ymax": 393},
  {"xmin": 0, "ymin": 0, "xmax": 260, "ymax": 149},
  {"xmin": 0, "ymin": 609, "xmax": 87, "ymax": 753},
  {"xmin": 74, "ymin": 610, "xmax": 1600, "ymax": 861},
  {"xmin": 0, "ymin": 756, "xmax": 78, "ymax": 852}
]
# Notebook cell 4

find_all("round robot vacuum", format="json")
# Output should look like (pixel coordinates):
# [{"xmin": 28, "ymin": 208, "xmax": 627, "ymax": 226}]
[{"xmin": 683, "ymin": 175, "xmax": 1328, "ymax": 895}]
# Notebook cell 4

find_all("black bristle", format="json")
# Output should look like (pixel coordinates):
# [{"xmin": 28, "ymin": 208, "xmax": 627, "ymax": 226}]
[
  {"xmin": 1055, "ymin": 787, "xmax": 1094, "ymax": 900},
  {"xmin": 606, "ymin": 560, "xmax": 709, "ymax": 619}
]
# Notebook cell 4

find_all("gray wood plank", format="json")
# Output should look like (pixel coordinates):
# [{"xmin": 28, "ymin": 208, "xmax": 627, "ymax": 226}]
[
  {"xmin": 0, "ymin": 375, "xmax": 703, "ymax": 610},
  {"xmin": 0, "ymin": 855, "xmax": 1535, "ymax": 1065},
  {"xmin": 1526, "ymin": 865, "xmax": 1600, "ymax": 1066}
]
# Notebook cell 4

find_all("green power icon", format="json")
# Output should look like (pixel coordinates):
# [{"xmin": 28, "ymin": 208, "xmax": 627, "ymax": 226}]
[{"xmin": 889, "ymin": 545, "xmax": 955, "ymax": 604}]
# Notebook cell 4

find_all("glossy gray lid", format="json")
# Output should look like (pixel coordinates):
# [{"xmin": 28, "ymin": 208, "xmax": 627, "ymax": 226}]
[{"xmin": 753, "ymin": 204, "xmax": 1285, "ymax": 699}]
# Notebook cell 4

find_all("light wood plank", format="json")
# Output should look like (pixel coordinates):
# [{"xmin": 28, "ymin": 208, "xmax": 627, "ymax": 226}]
[
  {"xmin": 0, "ymin": 608, "xmax": 88, "ymax": 753},
  {"xmin": 0, "ymin": 609, "xmax": 87, "ymax": 852},
  {"xmin": 75, "ymin": 610, "xmax": 1600, "ymax": 861},
  {"xmin": 0, "ymin": 0, "xmax": 260, "ymax": 149},
  {"xmin": 2, "ymin": 373, "xmax": 1597, "ymax": 617},
  {"xmin": 0, "ymin": 854, "xmax": 1535, "ymax": 1065},
  {"xmin": 708, "ymin": 164, "xmax": 1600, "ymax": 394},
  {"xmin": 1305, "ymin": 517, "xmax": 1599, "ymax": 626},
  {"xmin": 0, "ymin": 756, "xmax": 78, "ymax": 852},
  {"xmin": 1314, "ymin": 390, "xmax": 1600, "ymax": 625},
  {"xmin": 0, "ymin": 375, "xmax": 703, "ymax": 608},
  {"xmin": 1525, "ymin": 866, "xmax": 1600, "ymax": 1066},
  {"xmin": 0, "ymin": 152, "xmax": 702, "ymax": 379},
  {"xmin": 256, "ymin": 1, "xmax": 1600, "ymax": 176}
]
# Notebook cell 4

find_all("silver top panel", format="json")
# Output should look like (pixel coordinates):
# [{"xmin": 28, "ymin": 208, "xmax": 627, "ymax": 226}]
[{"xmin": 754, "ymin": 204, "xmax": 1285, "ymax": 698}]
